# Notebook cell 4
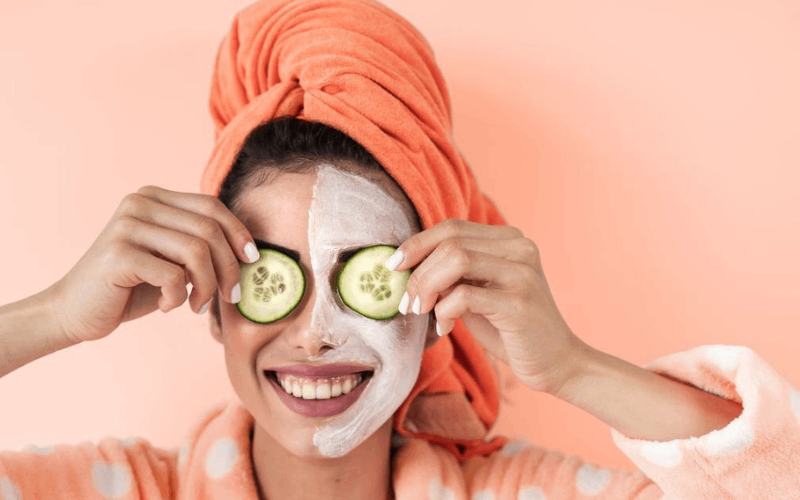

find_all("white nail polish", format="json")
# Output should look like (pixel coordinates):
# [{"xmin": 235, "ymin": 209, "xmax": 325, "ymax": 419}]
[
  {"xmin": 398, "ymin": 291, "xmax": 409, "ymax": 315},
  {"xmin": 198, "ymin": 300, "xmax": 210, "ymax": 315},
  {"xmin": 244, "ymin": 242, "xmax": 260, "ymax": 263},
  {"xmin": 231, "ymin": 283, "xmax": 241, "ymax": 303},
  {"xmin": 412, "ymin": 295, "xmax": 421, "ymax": 315},
  {"xmin": 436, "ymin": 322, "xmax": 442, "ymax": 336},
  {"xmin": 385, "ymin": 249, "xmax": 404, "ymax": 271}
]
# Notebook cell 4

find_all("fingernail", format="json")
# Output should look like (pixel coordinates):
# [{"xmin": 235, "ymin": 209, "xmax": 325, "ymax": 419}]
[
  {"xmin": 385, "ymin": 249, "xmax": 404, "ymax": 271},
  {"xmin": 244, "ymin": 242, "xmax": 260, "ymax": 263},
  {"xmin": 231, "ymin": 283, "xmax": 241, "ymax": 303},
  {"xmin": 412, "ymin": 295, "xmax": 421, "ymax": 315},
  {"xmin": 198, "ymin": 300, "xmax": 210, "ymax": 315},
  {"xmin": 435, "ymin": 322, "xmax": 442, "ymax": 336},
  {"xmin": 398, "ymin": 291, "xmax": 409, "ymax": 315}
]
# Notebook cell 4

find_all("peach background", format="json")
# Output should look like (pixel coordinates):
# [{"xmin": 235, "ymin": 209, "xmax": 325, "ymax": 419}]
[{"xmin": 1, "ymin": 0, "xmax": 798, "ymax": 472}]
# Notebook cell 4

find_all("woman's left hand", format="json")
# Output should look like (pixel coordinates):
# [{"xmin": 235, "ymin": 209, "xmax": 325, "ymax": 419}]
[{"xmin": 387, "ymin": 219, "xmax": 590, "ymax": 396}]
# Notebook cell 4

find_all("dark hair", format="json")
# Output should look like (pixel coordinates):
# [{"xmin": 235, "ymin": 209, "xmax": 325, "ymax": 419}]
[{"xmin": 209, "ymin": 116, "xmax": 417, "ymax": 327}]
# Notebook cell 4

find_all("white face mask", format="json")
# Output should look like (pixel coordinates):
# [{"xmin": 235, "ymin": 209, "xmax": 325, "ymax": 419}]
[{"xmin": 304, "ymin": 165, "xmax": 429, "ymax": 457}]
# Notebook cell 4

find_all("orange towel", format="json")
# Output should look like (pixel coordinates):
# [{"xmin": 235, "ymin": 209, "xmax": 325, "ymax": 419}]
[{"xmin": 199, "ymin": 0, "xmax": 506, "ymax": 461}]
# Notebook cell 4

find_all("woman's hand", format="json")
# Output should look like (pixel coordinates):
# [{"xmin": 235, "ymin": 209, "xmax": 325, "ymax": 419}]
[
  {"xmin": 49, "ymin": 185, "xmax": 259, "ymax": 344},
  {"xmin": 386, "ymin": 219, "xmax": 590, "ymax": 396}
]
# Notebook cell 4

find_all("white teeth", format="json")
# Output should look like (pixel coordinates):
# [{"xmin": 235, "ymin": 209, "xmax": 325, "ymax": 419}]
[
  {"xmin": 316, "ymin": 383, "xmax": 331, "ymax": 399},
  {"xmin": 273, "ymin": 372, "xmax": 369, "ymax": 400}
]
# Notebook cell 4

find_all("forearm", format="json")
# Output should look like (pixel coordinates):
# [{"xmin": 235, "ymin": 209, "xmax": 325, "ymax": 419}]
[
  {"xmin": 0, "ymin": 285, "xmax": 78, "ymax": 379},
  {"xmin": 555, "ymin": 344, "xmax": 743, "ymax": 442}
]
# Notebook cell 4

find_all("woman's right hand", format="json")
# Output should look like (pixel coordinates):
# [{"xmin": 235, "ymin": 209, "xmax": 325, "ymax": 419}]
[{"xmin": 49, "ymin": 185, "xmax": 260, "ymax": 344}]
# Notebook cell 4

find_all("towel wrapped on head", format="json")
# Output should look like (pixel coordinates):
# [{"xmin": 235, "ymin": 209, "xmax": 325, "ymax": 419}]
[{"xmin": 200, "ymin": 0, "xmax": 508, "ymax": 462}]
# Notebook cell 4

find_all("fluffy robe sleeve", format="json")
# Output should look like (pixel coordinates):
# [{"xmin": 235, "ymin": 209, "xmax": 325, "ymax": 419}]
[
  {"xmin": 0, "ymin": 437, "xmax": 180, "ymax": 499},
  {"xmin": 455, "ymin": 344, "xmax": 800, "ymax": 499}
]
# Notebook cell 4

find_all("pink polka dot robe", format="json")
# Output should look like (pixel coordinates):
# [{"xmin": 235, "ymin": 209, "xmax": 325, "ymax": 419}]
[{"xmin": 2, "ymin": 344, "xmax": 799, "ymax": 499}]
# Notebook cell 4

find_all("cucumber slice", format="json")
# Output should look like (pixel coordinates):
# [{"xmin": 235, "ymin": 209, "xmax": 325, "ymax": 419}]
[
  {"xmin": 337, "ymin": 245, "xmax": 410, "ymax": 320},
  {"xmin": 236, "ymin": 248, "xmax": 306, "ymax": 324}
]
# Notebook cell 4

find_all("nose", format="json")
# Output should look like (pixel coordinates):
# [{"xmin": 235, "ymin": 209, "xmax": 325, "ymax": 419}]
[{"xmin": 286, "ymin": 285, "xmax": 340, "ymax": 357}]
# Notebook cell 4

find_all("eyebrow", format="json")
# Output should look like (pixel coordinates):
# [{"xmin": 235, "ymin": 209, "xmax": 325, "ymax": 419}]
[{"xmin": 252, "ymin": 239, "xmax": 395, "ymax": 264}]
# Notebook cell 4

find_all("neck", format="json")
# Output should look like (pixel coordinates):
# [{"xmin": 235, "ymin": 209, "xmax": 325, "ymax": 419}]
[{"xmin": 251, "ymin": 419, "xmax": 395, "ymax": 500}]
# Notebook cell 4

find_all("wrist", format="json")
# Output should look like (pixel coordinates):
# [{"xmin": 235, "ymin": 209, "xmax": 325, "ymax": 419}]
[
  {"xmin": 551, "ymin": 340, "xmax": 600, "ymax": 402},
  {"xmin": 36, "ymin": 282, "xmax": 78, "ymax": 348}
]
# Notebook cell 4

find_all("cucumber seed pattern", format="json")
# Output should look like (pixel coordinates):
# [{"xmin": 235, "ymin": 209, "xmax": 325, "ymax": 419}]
[
  {"xmin": 252, "ymin": 266, "xmax": 286, "ymax": 303},
  {"xmin": 359, "ymin": 263, "xmax": 392, "ymax": 301}
]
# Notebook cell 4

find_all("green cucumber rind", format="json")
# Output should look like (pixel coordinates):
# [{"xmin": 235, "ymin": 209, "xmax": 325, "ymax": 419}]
[
  {"xmin": 236, "ymin": 248, "xmax": 306, "ymax": 324},
  {"xmin": 337, "ymin": 245, "xmax": 410, "ymax": 320}
]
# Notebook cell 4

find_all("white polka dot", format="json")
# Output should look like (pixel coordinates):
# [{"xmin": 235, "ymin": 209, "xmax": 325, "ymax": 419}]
[
  {"xmin": 428, "ymin": 477, "xmax": 455, "ymax": 500},
  {"xmin": 703, "ymin": 345, "xmax": 747, "ymax": 373},
  {"xmin": 640, "ymin": 440, "xmax": 682, "ymax": 467},
  {"xmin": 119, "ymin": 438, "xmax": 139, "ymax": 447},
  {"xmin": 178, "ymin": 441, "xmax": 191, "ymax": 469},
  {"xmin": 699, "ymin": 413, "xmax": 753, "ymax": 456},
  {"xmin": 498, "ymin": 440, "xmax": 531, "ymax": 456},
  {"xmin": 790, "ymin": 387, "xmax": 800, "ymax": 424},
  {"xmin": 91, "ymin": 461, "xmax": 132, "ymax": 499},
  {"xmin": 472, "ymin": 489, "xmax": 495, "ymax": 500},
  {"xmin": 518, "ymin": 485, "xmax": 546, "ymax": 500},
  {"xmin": 0, "ymin": 477, "xmax": 22, "ymax": 500},
  {"xmin": 575, "ymin": 463, "xmax": 611, "ymax": 495},
  {"xmin": 205, "ymin": 439, "xmax": 239, "ymax": 479},
  {"xmin": 20, "ymin": 444, "xmax": 54, "ymax": 455}
]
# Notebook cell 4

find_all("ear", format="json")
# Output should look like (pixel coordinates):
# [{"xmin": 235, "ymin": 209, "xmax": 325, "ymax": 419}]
[{"xmin": 208, "ymin": 293, "xmax": 224, "ymax": 344}]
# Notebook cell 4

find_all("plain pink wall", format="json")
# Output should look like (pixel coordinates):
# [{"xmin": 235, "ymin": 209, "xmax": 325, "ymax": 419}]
[{"xmin": 1, "ymin": 0, "xmax": 798, "ymax": 471}]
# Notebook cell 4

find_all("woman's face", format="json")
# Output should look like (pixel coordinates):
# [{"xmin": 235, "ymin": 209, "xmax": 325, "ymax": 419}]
[{"xmin": 212, "ymin": 164, "xmax": 432, "ymax": 458}]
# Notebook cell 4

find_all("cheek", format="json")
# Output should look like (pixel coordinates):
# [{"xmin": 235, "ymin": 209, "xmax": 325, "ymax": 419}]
[
  {"xmin": 363, "ymin": 315, "xmax": 428, "ymax": 360},
  {"xmin": 219, "ymin": 302, "xmax": 283, "ymax": 354}
]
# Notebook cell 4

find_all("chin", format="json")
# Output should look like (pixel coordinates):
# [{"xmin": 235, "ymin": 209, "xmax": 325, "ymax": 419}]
[{"xmin": 278, "ymin": 427, "xmax": 328, "ymax": 458}]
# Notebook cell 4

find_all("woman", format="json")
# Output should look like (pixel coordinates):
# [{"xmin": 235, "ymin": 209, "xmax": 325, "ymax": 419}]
[{"xmin": 2, "ymin": 0, "xmax": 798, "ymax": 498}]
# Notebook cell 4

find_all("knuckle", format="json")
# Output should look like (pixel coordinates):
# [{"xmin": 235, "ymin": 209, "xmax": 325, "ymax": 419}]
[
  {"xmin": 112, "ymin": 215, "xmax": 138, "ymax": 237},
  {"xmin": 521, "ymin": 237, "xmax": 540, "ymax": 259},
  {"xmin": 168, "ymin": 268, "xmax": 186, "ymax": 287},
  {"xmin": 403, "ymin": 235, "xmax": 422, "ymax": 256},
  {"xmin": 439, "ymin": 237, "xmax": 462, "ymax": 256},
  {"xmin": 136, "ymin": 185, "xmax": 158, "ymax": 197},
  {"xmin": 186, "ymin": 238, "xmax": 210, "ymax": 262},
  {"xmin": 200, "ymin": 194, "xmax": 223, "ymax": 213},
  {"xmin": 197, "ymin": 216, "xmax": 222, "ymax": 240},
  {"xmin": 454, "ymin": 283, "xmax": 474, "ymax": 301},
  {"xmin": 517, "ymin": 264, "xmax": 538, "ymax": 287},
  {"xmin": 442, "ymin": 218, "xmax": 464, "ymax": 236},
  {"xmin": 119, "ymin": 193, "xmax": 145, "ymax": 214}
]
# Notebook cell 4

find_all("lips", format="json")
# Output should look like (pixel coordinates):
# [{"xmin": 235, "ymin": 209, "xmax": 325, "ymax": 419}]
[{"xmin": 264, "ymin": 368, "xmax": 372, "ymax": 418}]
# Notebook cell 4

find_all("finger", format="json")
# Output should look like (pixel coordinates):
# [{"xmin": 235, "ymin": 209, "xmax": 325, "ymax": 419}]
[
  {"xmin": 120, "ymin": 190, "xmax": 248, "ymax": 303},
  {"xmin": 403, "ymin": 244, "xmax": 533, "ymax": 316},
  {"xmin": 113, "ymin": 215, "xmax": 219, "ymax": 313},
  {"xmin": 432, "ymin": 284, "xmax": 510, "ymax": 363},
  {"xmin": 132, "ymin": 186, "xmax": 259, "ymax": 265},
  {"xmin": 114, "ymin": 242, "xmax": 190, "ymax": 313},
  {"xmin": 385, "ymin": 219, "xmax": 523, "ymax": 272}
]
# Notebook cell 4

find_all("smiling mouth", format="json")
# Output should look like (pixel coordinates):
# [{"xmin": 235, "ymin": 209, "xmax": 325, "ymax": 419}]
[{"xmin": 265, "ymin": 370, "xmax": 373, "ymax": 400}]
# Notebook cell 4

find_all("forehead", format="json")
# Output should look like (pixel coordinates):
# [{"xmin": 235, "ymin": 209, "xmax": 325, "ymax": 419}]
[
  {"xmin": 310, "ymin": 165, "xmax": 417, "ymax": 247},
  {"xmin": 235, "ymin": 164, "xmax": 419, "ymax": 250}
]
